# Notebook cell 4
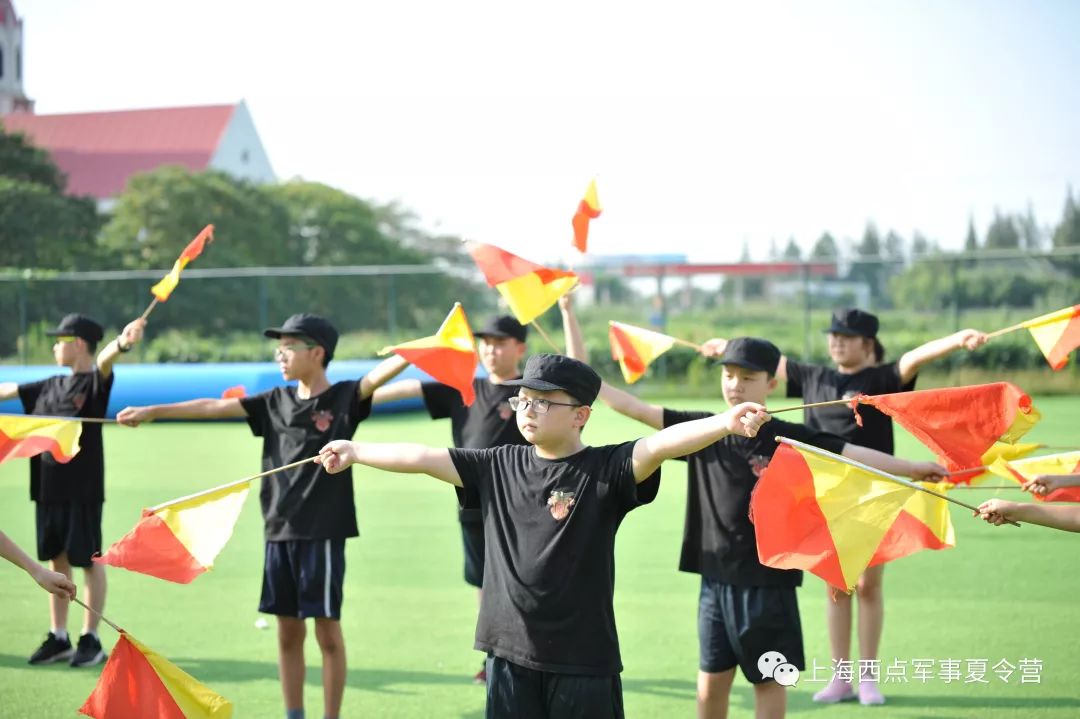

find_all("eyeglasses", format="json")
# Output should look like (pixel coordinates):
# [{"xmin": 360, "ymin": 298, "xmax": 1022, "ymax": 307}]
[
  {"xmin": 507, "ymin": 396, "xmax": 582, "ymax": 414},
  {"xmin": 274, "ymin": 342, "xmax": 317, "ymax": 359},
  {"xmin": 54, "ymin": 336, "xmax": 77, "ymax": 344}
]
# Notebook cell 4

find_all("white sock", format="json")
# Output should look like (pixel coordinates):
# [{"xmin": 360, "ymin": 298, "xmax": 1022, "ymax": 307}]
[
  {"xmin": 82, "ymin": 630, "xmax": 98, "ymax": 641},
  {"xmin": 52, "ymin": 629, "xmax": 68, "ymax": 641}
]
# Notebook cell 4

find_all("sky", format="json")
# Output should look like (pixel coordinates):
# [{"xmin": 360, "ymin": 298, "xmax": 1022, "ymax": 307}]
[{"xmin": 15, "ymin": 0, "xmax": 1080, "ymax": 262}]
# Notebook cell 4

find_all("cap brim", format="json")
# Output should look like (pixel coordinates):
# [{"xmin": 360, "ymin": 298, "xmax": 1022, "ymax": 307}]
[
  {"xmin": 823, "ymin": 325, "xmax": 873, "ymax": 338},
  {"xmin": 474, "ymin": 330, "xmax": 513, "ymax": 339},
  {"xmin": 501, "ymin": 378, "xmax": 567, "ymax": 393},
  {"xmin": 718, "ymin": 358, "xmax": 774, "ymax": 374},
  {"xmin": 43, "ymin": 329, "xmax": 67, "ymax": 336},
  {"xmin": 263, "ymin": 327, "xmax": 290, "ymax": 339}
]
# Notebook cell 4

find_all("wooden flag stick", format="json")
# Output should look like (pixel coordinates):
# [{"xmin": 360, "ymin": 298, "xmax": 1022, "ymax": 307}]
[
  {"xmin": 72, "ymin": 597, "xmax": 123, "ymax": 634},
  {"xmin": 987, "ymin": 321, "xmax": 1027, "ymax": 339},
  {"xmin": 530, "ymin": 318, "xmax": 561, "ymax": 352},
  {"xmin": 671, "ymin": 336, "xmax": 703, "ymax": 352},
  {"xmin": 768, "ymin": 398, "xmax": 858, "ymax": 414},
  {"xmin": 149, "ymin": 455, "xmax": 319, "ymax": 512},
  {"xmin": 139, "ymin": 297, "xmax": 159, "ymax": 322},
  {"xmin": 944, "ymin": 485, "xmax": 1025, "ymax": 490},
  {"xmin": 776, "ymin": 436, "xmax": 1022, "ymax": 526},
  {"xmin": 0, "ymin": 413, "xmax": 116, "ymax": 424}
]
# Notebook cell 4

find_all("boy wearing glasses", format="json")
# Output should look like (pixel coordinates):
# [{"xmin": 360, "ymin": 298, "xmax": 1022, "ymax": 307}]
[
  {"xmin": 117, "ymin": 313, "xmax": 407, "ymax": 719},
  {"xmin": 316, "ymin": 353, "xmax": 771, "ymax": 718},
  {"xmin": 0, "ymin": 312, "xmax": 146, "ymax": 668},
  {"xmin": 372, "ymin": 314, "xmax": 529, "ymax": 683}
]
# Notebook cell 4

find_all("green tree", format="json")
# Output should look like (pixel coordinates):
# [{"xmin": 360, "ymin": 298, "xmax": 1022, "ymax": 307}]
[
  {"xmin": 964, "ymin": 217, "xmax": 979, "ymax": 253},
  {"xmin": 782, "ymin": 237, "xmax": 802, "ymax": 261},
  {"xmin": 810, "ymin": 232, "xmax": 838, "ymax": 260},
  {"xmin": 0, "ymin": 123, "xmax": 103, "ymax": 271},
  {"xmin": 1052, "ymin": 188, "xmax": 1080, "ymax": 275},
  {"xmin": 984, "ymin": 210, "xmax": 1021, "ymax": 250}
]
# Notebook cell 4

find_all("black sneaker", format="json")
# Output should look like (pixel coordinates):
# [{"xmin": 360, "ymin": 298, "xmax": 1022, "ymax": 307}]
[
  {"xmin": 70, "ymin": 633, "xmax": 107, "ymax": 668},
  {"xmin": 28, "ymin": 632, "xmax": 73, "ymax": 665}
]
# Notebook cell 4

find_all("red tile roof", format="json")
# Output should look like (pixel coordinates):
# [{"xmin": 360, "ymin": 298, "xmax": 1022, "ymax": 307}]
[{"xmin": 2, "ymin": 104, "xmax": 236, "ymax": 198}]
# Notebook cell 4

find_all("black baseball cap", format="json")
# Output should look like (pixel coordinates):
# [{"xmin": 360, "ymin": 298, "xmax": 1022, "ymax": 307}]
[
  {"xmin": 825, "ymin": 308, "xmax": 879, "ymax": 339},
  {"xmin": 503, "ymin": 353, "xmax": 601, "ymax": 406},
  {"xmin": 264, "ymin": 314, "xmax": 339, "ymax": 361},
  {"xmin": 45, "ymin": 314, "xmax": 104, "ymax": 344},
  {"xmin": 475, "ymin": 315, "xmax": 528, "ymax": 343},
  {"xmin": 718, "ymin": 337, "xmax": 782, "ymax": 375}
]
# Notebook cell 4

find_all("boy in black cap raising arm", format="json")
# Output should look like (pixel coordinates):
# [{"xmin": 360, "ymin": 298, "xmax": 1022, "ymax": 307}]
[
  {"xmin": 701, "ymin": 308, "xmax": 984, "ymax": 705},
  {"xmin": 117, "ymin": 314, "xmax": 408, "ymax": 719},
  {"xmin": 0, "ymin": 312, "xmax": 146, "ymax": 668},
  {"xmin": 560, "ymin": 298, "xmax": 944, "ymax": 718},
  {"xmin": 372, "ymin": 314, "xmax": 529, "ymax": 684},
  {"xmin": 317, "ymin": 353, "xmax": 771, "ymax": 719}
]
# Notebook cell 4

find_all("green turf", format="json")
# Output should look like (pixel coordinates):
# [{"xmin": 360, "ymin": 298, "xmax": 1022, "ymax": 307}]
[{"xmin": 1, "ymin": 396, "xmax": 1078, "ymax": 718}]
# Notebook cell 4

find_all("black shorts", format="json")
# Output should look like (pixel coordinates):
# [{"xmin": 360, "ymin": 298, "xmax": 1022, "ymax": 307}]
[
  {"xmin": 260, "ymin": 539, "xmax": 346, "ymax": 619},
  {"xmin": 485, "ymin": 655, "xmax": 624, "ymax": 719},
  {"xmin": 697, "ymin": 577, "xmax": 804, "ymax": 683},
  {"xmin": 461, "ymin": 518, "xmax": 485, "ymax": 588},
  {"xmin": 35, "ymin": 501, "xmax": 102, "ymax": 567}
]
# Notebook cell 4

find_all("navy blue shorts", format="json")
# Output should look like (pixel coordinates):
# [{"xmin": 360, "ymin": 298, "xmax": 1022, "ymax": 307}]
[
  {"xmin": 260, "ymin": 539, "xmax": 346, "ymax": 619},
  {"xmin": 698, "ymin": 577, "xmax": 804, "ymax": 683},
  {"xmin": 485, "ymin": 655, "xmax": 623, "ymax": 719},
  {"xmin": 35, "ymin": 501, "xmax": 102, "ymax": 567},
  {"xmin": 461, "ymin": 518, "xmax": 485, "ymax": 588}
]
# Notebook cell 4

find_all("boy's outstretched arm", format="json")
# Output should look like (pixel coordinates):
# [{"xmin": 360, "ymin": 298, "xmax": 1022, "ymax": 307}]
[
  {"xmin": 317, "ymin": 440, "xmax": 462, "ymax": 487},
  {"xmin": 0, "ymin": 530, "xmax": 77, "ymax": 599},
  {"xmin": 359, "ymin": 355, "xmax": 410, "ymax": 400},
  {"xmin": 116, "ymin": 398, "xmax": 246, "ymax": 425},
  {"xmin": 559, "ymin": 294, "xmax": 663, "ymax": 429},
  {"xmin": 841, "ymin": 444, "xmax": 947, "ymax": 481},
  {"xmin": 897, "ymin": 329, "xmax": 987, "ymax": 384},
  {"xmin": 977, "ymin": 499, "xmax": 1080, "ymax": 533},
  {"xmin": 0, "ymin": 382, "xmax": 17, "ymax": 401},
  {"xmin": 372, "ymin": 379, "xmax": 423, "ymax": 405},
  {"xmin": 97, "ymin": 317, "xmax": 147, "ymax": 378},
  {"xmin": 631, "ymin": 402, "xmax": 769, "ymax": 483}
]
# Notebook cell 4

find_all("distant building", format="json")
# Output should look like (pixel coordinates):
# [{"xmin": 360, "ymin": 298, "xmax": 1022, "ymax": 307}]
[
  {"xmin": 0, "ymin": 2, "xmax": 274, "ymax": 209},
  {"xmin": 0, "ymin": 0, "xmax": 33, "ymax": 113}
]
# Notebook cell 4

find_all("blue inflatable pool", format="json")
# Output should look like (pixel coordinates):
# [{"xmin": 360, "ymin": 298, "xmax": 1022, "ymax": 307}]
[{"xmin": 0, "ymin": 361, "xmax": 456, "ymax": 418}]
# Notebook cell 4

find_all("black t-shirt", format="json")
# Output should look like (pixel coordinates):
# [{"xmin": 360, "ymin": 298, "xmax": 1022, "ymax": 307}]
[
  {"xmin": 664, "ymin": 410, "xmax": 846, "ymax": 588},
  {"xmin": 422, "ymin": 377, "xmax": 529, "ymax": 522},
  {"xmin": 19, "ymin": 369, "xmax": 114, "ymax": 504},
  {"xmin": 785, "ymin": 360, "xmax": 916, "ymax": 454},
  {"xmin": 241, "ymin": 381, "xmax": 372, "ymax": 541},
  {"xmin": 450, "ymin": 442, "xmax": 660, "ymax": 675}
]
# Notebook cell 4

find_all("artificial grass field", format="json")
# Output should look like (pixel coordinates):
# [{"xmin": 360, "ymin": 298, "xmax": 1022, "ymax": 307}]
[{"xmin": 1, "ymin": 396, "xmax": 1079, "ymax": 718}]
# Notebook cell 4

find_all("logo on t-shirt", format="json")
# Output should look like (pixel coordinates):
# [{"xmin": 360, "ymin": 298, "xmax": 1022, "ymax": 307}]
[
  {"xmin": 312, "ymin": 409, "xmax": 334, "ymax": 433},
  {"xmin": 547, "ymin": 490, "xmax": 575, "ymax": 520},
  {"xmin": 497, "ymin": 401, "xmax": 513, "ymax": 421},
  {"xmin": 71, "ymin": 393, "xmax": 86, "ymax": 412},
  {"xmin": 748, "ymin": 454, "xmax": 771, "ymax": 478}
]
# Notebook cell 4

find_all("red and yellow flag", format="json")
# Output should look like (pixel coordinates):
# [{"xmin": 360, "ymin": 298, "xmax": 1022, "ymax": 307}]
[
  {"xmin": 861, "ymin": 382, "xmax": 1040, "ymax": 472},
  {"xmin": 948, "ymin": 441, "xmax": 1043, "ymax": 485},
  {"xmin": 151, "ymin": 224, "xmax": 215, "ymax": 302},
  {"xmin": 1019, "ymin": 305, "xmax": 1080, "ymax": 370},
  {"xmin": 988, "ymin": 451, "xmax": 1080, "ymax": 503},
  {"xmin": 751, "ymin": 440, "xmax": 917, "ymax": 591},
  {"xmin": 608, "ymin": 321, "xmax": 676, "ymax": 384},
  {"xmin": 80, "ymin": 632, "xmax": 233, "ymax": 719},
  {"xmin": 868, "ymin": 481, "xmax": 955, "ymax": 567},
  {"xmin": 95, "ymin": 481, "xmax": 250, "ymax": 583},
  {"xmin": 467, "ymin": 242, "xmax": 578, "ymax": 324},
  {"xmin": 380, "ymin": 303, "xmax": 479, "ymax": 405},
  {"xmin": 0, "ymin": 415, "xmax": 82, "ymax": 464},
  {"xmin": 571, "ymin": 179, "xmax": 601, "ymax": 253}
]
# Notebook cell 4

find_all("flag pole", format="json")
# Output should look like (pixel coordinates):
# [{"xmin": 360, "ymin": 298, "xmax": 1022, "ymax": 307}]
[
  {"xmin": 987, "ymin": 322, "xmax": 1027, "ymax": 339},
  {"xmin": 530, "ymin": 319, "xmax": 561, "ymax": 352},
  {"xmin": 139, "ymin": 298, "xmax": 159, "ymax": 322},
  {"xmin": 775, "ymin": 436, "xmax": 1022, "ymax": 526},
  {"xmin": 0, "ymin": 413, "xmax": 116, "ymax": 424},
  {"xmin": 671, "ymin": 337, "xmax": 703, "ymax": 352},
  {"xmin": 149, "ymin": 455, "xmax": 320, "ymax": 512},
  {"xmin": 72, "ymin": 597, "xmax": 123, "ymax": 634},
  {"xmin": 768, "ymin": 398, "xmax": 858, "ymax": 414}
]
